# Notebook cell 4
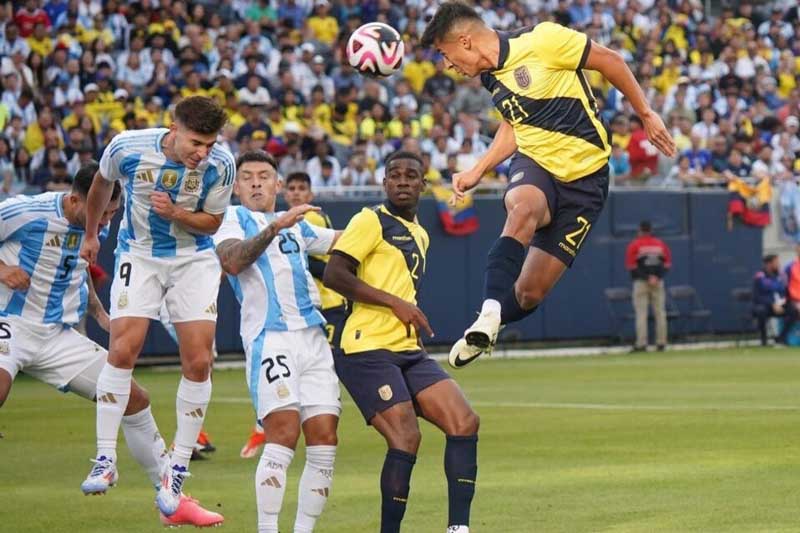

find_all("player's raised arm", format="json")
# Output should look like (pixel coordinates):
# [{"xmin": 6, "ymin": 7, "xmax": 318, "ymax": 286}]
[
  {"xmin": 80, "ymin": 171, "xmax": 114, "ymax": 264},
  {"xmin": 584, "ymin": 42, "xmax": 676, "ymax": 158},
  {"xmin": 451, "ymin": 120, "xmax": 516, "ymax": 202},
  {"xmin": 215, "ymin": 204, "xmax": 319, "ymax": 275}
]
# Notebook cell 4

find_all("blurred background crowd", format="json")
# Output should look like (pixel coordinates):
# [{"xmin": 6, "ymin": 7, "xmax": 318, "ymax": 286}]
[{"xmin": 0, "ymin": 0, "xmax": 800, "ymax": 198}]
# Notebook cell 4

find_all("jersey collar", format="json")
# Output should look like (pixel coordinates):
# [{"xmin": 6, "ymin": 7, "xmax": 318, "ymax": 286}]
[
  {"xmin": 382, "ymin": 200, "xmax": 417, "ymax": 223},
  {"xmin": 495, "ymin": 31, "xmax": 510, "ymax": 71}
]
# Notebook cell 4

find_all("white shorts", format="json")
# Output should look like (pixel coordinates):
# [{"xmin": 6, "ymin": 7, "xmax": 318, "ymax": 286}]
[
  {"xmin": 0, "ymin": 315, "xmax": 107, "ymax": 399},
  {"xmin": 110, "ymin": 250, "xmax": 221, "ymax": 322},
  {"xmin": 245, "ymin": 327, "xmax": 341, "ymax": 422}
]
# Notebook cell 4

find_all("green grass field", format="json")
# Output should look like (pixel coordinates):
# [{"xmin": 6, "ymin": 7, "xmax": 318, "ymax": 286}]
[{"xmin": 2, "ymin": 348, "xmax": 800, "ymax": 532}]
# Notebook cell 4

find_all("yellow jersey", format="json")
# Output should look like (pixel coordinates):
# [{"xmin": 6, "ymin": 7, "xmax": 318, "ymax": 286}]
[
  {"xmin": 332, "ymin": 203, "xmax": 429, "ymax": 355},
  {"xmin": 304, "ymin": 209, "xmax": 346, "ymax": 311},
  {"xmin": 481, "ymin": 22, "xmax": 611, "ymax": 182}
]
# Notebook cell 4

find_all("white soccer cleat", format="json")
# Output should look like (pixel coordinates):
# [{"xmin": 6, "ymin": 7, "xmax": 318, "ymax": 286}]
[
  {"xmin": 464, "ymin": 310, "xmax": 501, "ymax": 351},
  {"xmin": 447, "ymin": 526, "xmax": 470, "ymax": 533},
  {"xmin": 81, "ymin": 455, "xmax": 119, "ymax": 495},
  {"xmin": 448, "ymin": 338, "xmax": 485, "ymax": 368},
  {"xmin": 156, "ymin": 464, "xmax": 191, "ymax": 516}
]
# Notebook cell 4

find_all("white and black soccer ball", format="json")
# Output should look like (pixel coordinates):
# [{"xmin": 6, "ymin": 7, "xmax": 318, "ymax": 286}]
[{"xmin": 346, "ymin": 22, "xmax": 405, "ymax": 78}]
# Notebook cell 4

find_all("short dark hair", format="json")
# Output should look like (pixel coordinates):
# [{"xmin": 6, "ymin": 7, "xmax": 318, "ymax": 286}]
[
  {"xmin": 639, "ymin": 220, "xmax": 652, "ymax": 233},
  {"xmin": 236, "ymin": 149, "xmax": 276, "ymax": 170},
  {"xmin": 173, "ymin": 96, "xmax": 228, "ymax": 135},
  {"xmin": 385, "ymin": 150, "xmax": 424, "ymax": 168},
  {"xmin": 72, "ymin": 161, "xmax": 121, "ymax": 201},
  {"xmin": 421, "ymin": 1, "xmax": 482, "ymax": 48},
  {"xmin": 763, "ymin": 254, "xmax": 778, "ymax": 264},
  {"xmin": 285, "ymin": 172, "xmax": 311, "ymax": 187}
]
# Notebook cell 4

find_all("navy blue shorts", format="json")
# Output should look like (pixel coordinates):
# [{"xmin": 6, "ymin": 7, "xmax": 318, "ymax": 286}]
[
  {"xmin": 333, "ymin": 349, "xmax": 450, "ymax": 424},
  {"xmin": 505, "ymin": 152, "xmax": 609, "ymax": 267},
  {"xmin": 322, "ymin": 305, "xmax": 347, "ymax": 352}
]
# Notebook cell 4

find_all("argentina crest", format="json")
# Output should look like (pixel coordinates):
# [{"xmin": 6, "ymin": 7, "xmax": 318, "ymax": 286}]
[
  {"xmin": 514, "ymin": 66, "xmax": 531, "ymax": 89},
  {"xmin": 160, "ymin": 169, "xmax": 179, "ymax": 189},
  {"xmin": 184, "ymin": 170, "xmax": 201, "ymax": 193}
]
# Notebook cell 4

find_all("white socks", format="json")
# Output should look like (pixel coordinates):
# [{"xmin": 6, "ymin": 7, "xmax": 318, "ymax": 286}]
[
  {"xmin": 95, "ymin": 363, "xmax": 133, "ymax": 462},
  {"xmin": 294, "ymin": 445, "xmax": 337, "ymax": 533},
  {"xmin": 257, "ymin": 443, "xmax": 295, "ymax": 533},
  {"xmin": 480, "ymin": 299, "xmax": 501, "ymax": 316},
  {"xmin": 172, "ymin": 376, "xmax": 212, "ymax": 469},
  {"xmin": 121, "ymin": 405, "xmax": 168, "ymax": 487}
]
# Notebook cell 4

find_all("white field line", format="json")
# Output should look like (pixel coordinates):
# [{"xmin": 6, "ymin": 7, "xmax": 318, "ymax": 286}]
[{"xmin": 211, "ymin": 397, "xmax": 800, "ymax": 412}]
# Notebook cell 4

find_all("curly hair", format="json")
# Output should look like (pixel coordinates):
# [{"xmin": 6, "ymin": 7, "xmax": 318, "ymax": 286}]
[{"xmin": 173, "ymin": 96, "xmax": 228, "ymax": 135}]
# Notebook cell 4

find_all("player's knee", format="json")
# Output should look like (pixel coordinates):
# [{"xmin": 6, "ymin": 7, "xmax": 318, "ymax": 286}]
[
  {"xmin": 128, "ymin": 381, "xmax": 150, "ymax": 408},
  {"xmin": 181, "ymin": 355, "xmax": 212, "ymax": 381},
  {"xmin": 385, "ymin": 425, "xmax": 421, "ymax": 452},
  {"xmin": 265, "ymin": 422, "xmax": 301, "ymax": 449},
  {"xmin": 460, "ymin": 410, "xmax": 480, "ymax": 435},
  {"xmin": 516, "ymin": 284, "xmax": 547, "ymax": 309}
]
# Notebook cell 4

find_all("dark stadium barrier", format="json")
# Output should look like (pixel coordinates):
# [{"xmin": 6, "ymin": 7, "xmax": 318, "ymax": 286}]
[{"xmin": 87, "ymin": 190, "xmax": 762, "ymax": 357}]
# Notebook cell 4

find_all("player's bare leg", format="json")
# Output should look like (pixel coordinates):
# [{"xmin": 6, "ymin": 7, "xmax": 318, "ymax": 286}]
[
  {"xmin": 370, "ymin": 402, "xmax": 421, "ymax": 533},
  {"xmin": 0, "ymin": 368, "xmax": 11, "ymax": 408},
  {"xmin": 513, "ymin": 248, "xmax": 568, "ymax": 311},
  {"xmin": 416, "ymin": 380, "xmax": 479, "ymax": 533},
  {"xmin": 295, "ymin": 414, "xmax": 339, "ymax": 533},
  {"xmin": 451, "ymin": 185, "xmax": 551, "ymax": 367},
  {"xmin": 156, "ymin": 320, "xmax": 215, "ymax": 515}
]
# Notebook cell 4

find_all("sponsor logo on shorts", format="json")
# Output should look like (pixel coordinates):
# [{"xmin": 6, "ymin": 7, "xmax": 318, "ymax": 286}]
[
  {"xmin": 0, "ymin": 341, "xmax": 9, "ymax": 355},
  {"xmin": 514, "ymin": 66, "xmax": 531, "ymax": 89},
  {"xmin": 205, "ymin": 303, "xmax": 218, "ymax": 315},
  {"xmin": 510, "ymin": 171, "xmax": 525, "ymax": 184},
  {"xmin": 276, "ymin": 382, "xmax": 290, "ymax": 400},
  {"xmin": 160, "ymin": 170, "xmax": 179, "ymax": 189},
  {"xmin": 378, "ymin": 384, "xmax": 393, "ymax": 401},
  {"xmin": 118, "ymin": 292, "xmax": 128, "ymax": 309},
  {"xmin": 558, "ymin": 241, "xmax": 577, "ymax": 257},
  {"xmin": 184, "ymin": 171, "xmax": 201, "ymax": 193}
]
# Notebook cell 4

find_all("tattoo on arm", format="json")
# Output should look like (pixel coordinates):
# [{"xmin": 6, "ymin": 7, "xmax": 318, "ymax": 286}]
[{"xmin": 216, "ymin": 223, "xmax": 279, "ymax": 274}]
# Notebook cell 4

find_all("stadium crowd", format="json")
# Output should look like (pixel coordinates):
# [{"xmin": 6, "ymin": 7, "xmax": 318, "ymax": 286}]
[{"xmin": 0, "ymin": 0, "xmax": 799, "ymax": 197}]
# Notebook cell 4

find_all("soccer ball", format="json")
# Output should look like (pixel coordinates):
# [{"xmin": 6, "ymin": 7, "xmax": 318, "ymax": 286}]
[{"xmin": 346, "ymin": 22, "xmax": 405, "ymax": 78}]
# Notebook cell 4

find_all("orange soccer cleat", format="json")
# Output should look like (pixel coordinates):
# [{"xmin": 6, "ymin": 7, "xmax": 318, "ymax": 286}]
[{"xmin": 239, "ymin": 426, "xmax": 266, "ymax": 459}]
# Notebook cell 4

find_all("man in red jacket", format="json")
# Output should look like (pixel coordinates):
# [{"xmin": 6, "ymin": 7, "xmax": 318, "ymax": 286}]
[
  {"xmin": 625, "ymin": 220, "xmax": 672, "ymax": 351},
  {"xmin": 627, "ymin": 115, "xmax": 660, "ymax": 182}
]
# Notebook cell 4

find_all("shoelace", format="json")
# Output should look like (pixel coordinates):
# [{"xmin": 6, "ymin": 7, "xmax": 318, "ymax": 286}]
[
  {"xmin": 88, "ymin": 457, "xmax": 112, "ymax": 477},
  {"xmin": 169, "ymin": 469, "xmax": 191, "ymax": 495}
]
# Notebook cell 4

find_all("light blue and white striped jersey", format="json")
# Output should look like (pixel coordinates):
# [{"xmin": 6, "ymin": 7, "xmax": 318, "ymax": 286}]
[
  {"xmin": 0, "ymin": 193, "xmax": 91, "ymax": 326},
  {"xmin": 99, "ymin": 128, "xmax": 236, "ymax": 258},
  {"xmin": 213, "ymin": 205, "xmax": 336, "ymax": 347}
]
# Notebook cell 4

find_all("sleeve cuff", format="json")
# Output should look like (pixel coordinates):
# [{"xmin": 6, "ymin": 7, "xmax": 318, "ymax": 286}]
[
  {"xmin": 578, "ymin": 35, "xmax": 591, "ymax": 70},
  {"xmin": 330, "ymin": 249, "xmax": 360, "ymax": 266}
]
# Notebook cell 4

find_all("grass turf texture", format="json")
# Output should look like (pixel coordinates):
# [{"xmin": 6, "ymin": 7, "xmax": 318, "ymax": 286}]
[{"xmin": 2, "ymin": 348, "xmax": 800, "ymax": 532}]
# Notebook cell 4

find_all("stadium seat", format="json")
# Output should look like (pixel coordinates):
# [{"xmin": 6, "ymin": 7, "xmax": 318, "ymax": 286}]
[
  {"xmin": 668, "ymin": 285, "xmax": 713, "ymax": 339},
  {"xmin": 730, "ymin": 287, "xmax": 756, "ymax": 346},
  {"xmin": 604, "ymin": 287, "xmax": 635, "ymax": 344}
]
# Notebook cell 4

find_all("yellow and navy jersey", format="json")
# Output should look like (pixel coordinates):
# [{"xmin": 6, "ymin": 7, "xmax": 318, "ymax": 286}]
[
  {"xmin": 481, "ymin": 22, "xmax": 611, "ymax": 182},
  {"xmin": 304, "ymin": 209, "xmax": 346, "ymax": 311},
  {"xmin": 332, "ymin": 203, "xmax": 429, "ymax": 355}
]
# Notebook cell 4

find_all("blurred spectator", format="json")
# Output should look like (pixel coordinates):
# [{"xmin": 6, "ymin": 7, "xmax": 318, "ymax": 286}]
[
  {"xmin": 625, "ymin": 220, "xmax": 672, "ymax": 352},
  {"xmin": 627, "ymin": 115, "xmax": 659, "ymax": 182},
  {"xmin": 609, "ymin": 143, "xmax": 631, "ymax": 184},
  {"xmin": 307, "ymin": 138, "xmax": 340, "ymax": 188},
  {"xmin": 753, "ymin": 254, "xmax": 793, "ymax": 346},
  {"xmin": 340, "ymin": 150, "xmax": 374, "ymax": 186}
]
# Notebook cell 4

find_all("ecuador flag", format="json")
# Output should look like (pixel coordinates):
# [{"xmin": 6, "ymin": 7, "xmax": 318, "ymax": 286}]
[
  {"xmin": 728, "ymin": 177, "xmax": 772, "ymax": 227},
  {"xmin": 430, "ymin": 184, "xmax": 479, "ymax": 236}
]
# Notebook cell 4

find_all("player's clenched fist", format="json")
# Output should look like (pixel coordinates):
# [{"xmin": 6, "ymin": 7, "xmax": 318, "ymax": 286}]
[
  {"xmin": 390, "ymin": 297, "xmax": 434, "ymax": 338},
  {"xmin": 150, "ymin": 191, "xmax": 179, "ymax": 220},
  {"xmin": 80, "ymin": 235, "xmax": 100, "ymax": 265},
  {"xmin": 0, "ymin": 264, "xmax": 30, "ymax": 290}
]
